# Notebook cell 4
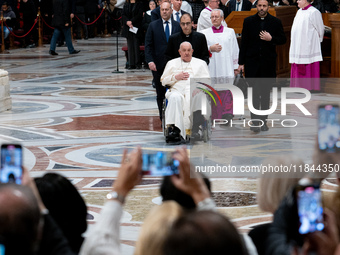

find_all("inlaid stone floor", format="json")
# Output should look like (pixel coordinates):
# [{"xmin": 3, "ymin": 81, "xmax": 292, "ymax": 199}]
[{"xmin": 0, "ymin": 36, "xmax": 339, "ymax": 254}]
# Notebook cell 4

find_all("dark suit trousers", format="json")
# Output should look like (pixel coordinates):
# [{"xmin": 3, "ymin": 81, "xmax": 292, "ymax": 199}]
[
  {"xmin": 127, "ymin": 32, "xmax": 140, "ymax": 66},
  {"xmin": 152, "ymin": 70, "xmax": 166, "ymax": 120},
  {"xmin": 249, "ymin": 78, "xmax": 273, "ymax": 124}
]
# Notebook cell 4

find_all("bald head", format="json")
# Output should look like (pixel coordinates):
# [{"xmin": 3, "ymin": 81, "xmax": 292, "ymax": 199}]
[
  {"xmin": 179, "ymin": 42, "xmax": 193, "ymax": 62},
  {"xmin": 160, "ymin": 2, "xmax": 172, "ymax": 21},
  {"xmin": 0, "ymin": 184, "xmax": 41, "ymax": 255}
]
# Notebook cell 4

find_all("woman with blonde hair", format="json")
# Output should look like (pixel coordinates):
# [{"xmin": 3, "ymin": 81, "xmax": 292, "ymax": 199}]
[
  {"xmin": 134, "ymin": 201, "xmax": 183, "ymax": 255},
  {"xmin": 249, "ymin": 155, "xmax": 303, "ymax": 255}
]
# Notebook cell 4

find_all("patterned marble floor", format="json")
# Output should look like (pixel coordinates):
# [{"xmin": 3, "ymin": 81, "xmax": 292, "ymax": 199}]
[{"xmin": 0, "ymin": 36, "xmax": 339, "ymax": 254}]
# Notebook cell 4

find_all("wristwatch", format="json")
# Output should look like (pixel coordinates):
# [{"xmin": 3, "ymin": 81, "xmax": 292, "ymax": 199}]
[{"xmin": 106, "ymin": 191, "xmax": 125, "ymax": 204}]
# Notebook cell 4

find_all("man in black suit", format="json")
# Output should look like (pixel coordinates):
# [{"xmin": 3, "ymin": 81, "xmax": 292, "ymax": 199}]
[
  {"xmin": 238, "ymin": 0, "xmax": 286, "ymax": 132},
  {"xmin": 227, "ymin": 0, "xmax": 252, "ymax": 16},
  {"xmin": 165, "ymin": 14, "xmax": 209, "ymax": 65},
  {"xmin": 151, "ymin": 0, "xmax": 187, "ymax": 21},
  {"xmin": 145, "ymin": 2, "xmax": 182, "ymax": 121}
]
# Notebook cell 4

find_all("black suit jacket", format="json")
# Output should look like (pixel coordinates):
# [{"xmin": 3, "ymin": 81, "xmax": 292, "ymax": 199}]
[
  {"xmin": 238, "ymin": 13, "xmax": 286, "ymax": 77},
  {"xmin": 151, "ymin": 7, "xmax": 187, "ymax": 21},
  {"xmin": 227, "ymin": 0, "xmax": 252, "ymax": 16},
  {"xmin": 145, "ymin": 18, "xmax": 182, "ymax": 72},
  {"xmin": 165, "ymin": 31, "xmax": 210, "ymax": 65},
  {"xmin": 121, "ymin": 1, "xmax": 144, "ymax": 38}
]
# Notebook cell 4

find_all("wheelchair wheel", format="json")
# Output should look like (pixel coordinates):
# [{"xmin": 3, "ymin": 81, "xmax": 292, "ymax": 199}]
[
  {"xmin": 202, "ymin": 119, "xmax": 211, "ymax": 143},
  {"xmin": 162, "ymin": 99, "xmax": 167, "ymax": 137}
]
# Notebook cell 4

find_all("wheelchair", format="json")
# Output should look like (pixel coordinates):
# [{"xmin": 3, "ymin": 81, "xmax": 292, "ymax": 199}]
[{"xmin": 162, "ymin": 88, "xmax": 212, "ymax": 144}]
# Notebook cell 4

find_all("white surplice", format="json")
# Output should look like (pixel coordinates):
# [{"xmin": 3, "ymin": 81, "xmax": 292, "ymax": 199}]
[
  {"xmin": 197, "ymin": 7, "xmax": 228, "ymax": 32},
  {"xmin": 201, "ymin": 26, "xmax": 239, "ymax": 84},
  {"xmin": 289, "ymin": 6, "xmax": 324, "ymax": 64},
  {"xmin": 161, "ymin": 57, "xmax": 211, "ymax": 139}
]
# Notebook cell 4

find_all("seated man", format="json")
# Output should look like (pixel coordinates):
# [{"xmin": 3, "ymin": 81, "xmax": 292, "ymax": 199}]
[
  {"xmin": 161, "ymin": 42, "xmax": 211, "ymax": 143},
  {"xmin": 1, "ymin": 2, "xmax": 16, "ymax": 40}
]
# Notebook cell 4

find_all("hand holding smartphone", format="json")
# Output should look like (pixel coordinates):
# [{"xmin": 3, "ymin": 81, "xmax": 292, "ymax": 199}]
[
  {"xmin": 318, "ymin": 104, "xmax": 340, "ymax": 153},
  {"xmin": 0, "ymin": 144, "xmax": 23, "ymax": 185},
  {"xmin": 142, "ymin": 151, "xmax": 179, "ymax": 176},
  {"xmin": 296, "ymin": 184, "xmax": 324, "ymax": 235}
]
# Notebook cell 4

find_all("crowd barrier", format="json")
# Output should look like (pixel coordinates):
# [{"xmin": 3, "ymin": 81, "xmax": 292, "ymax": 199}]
[{"xmin": 0, "ymin": 3, "xmax": 119, "ymax": 52}]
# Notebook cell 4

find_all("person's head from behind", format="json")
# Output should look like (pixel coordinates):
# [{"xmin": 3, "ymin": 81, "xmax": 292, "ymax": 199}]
[
  {"xmin": 163, "ymin": 210, "xmax": 248, "ymax": 255},
  {"xmin": 34, "ymin": 173, "xmax": 87, "ymax": 253},
  {"xmin": 211, "ymin": 9, "xmax": 224, "ymax": 27},
  {"xmin": 161, "ymin": 174, "xmax": 211, "ymax": 210},
  {"xmin": 180, "ymin": 14, "xmax": 193, "ymax": 35},
  {"xmin": 257, "ymin": 155, "xmax": 303, "ymax": 213},
  {"xmin": 208, "ymin": 0, "xmax": 220, "ymax": 10},
  {"xmin": 160, "ymin": 2, "xmax": 172, "ymax": 20},
  {"xmin": 0, "ymin": 184, "xmax": 41, "ymax": 255},
  {"xmin": 179, "ymin": 42, "xmax": 193, "ymax": 62},
  {"xmin": 134, "ymin": 201, "xmax": 183, "ymax": 255}
]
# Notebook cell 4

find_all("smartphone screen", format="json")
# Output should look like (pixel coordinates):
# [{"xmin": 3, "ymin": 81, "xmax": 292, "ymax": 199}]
[
  {"xmin": 142, "ymin": 152, "xmax": 179, "ymax": 176},
  {"xmin": 297, "ymin": 185, "xmax": 324, "ymax": 235},
  {"xmin": 0, "ymin": 244, "xmax": 4, "ymax": 255},
  {"xmin": 0, "ymin": 144, "xmax": 23, "ymax": 185},
  {"xmin": 318, "ymin": 104, "xmax": 340, "ymax": 152}
]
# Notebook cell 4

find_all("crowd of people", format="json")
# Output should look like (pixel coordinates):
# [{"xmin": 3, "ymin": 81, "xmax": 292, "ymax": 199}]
[{"xmin": 1, "ymin": 143, "xmax": 340, "ymax": 255}]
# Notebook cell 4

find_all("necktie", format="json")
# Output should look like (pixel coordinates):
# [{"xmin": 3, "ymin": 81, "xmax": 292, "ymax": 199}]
[
  {"xmin": 165, "ymin": 21, "xmax": 170, "ymax": 42},
  {"xmin": 176, "ymin": 12, "xmax": 180, "ymax": 22},
  {"xmin": 236, "ymin": 1, "xmax": 240, "ymax": 11}
]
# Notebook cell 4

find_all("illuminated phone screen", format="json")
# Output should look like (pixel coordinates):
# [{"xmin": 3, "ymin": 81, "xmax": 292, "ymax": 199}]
[
  {"xmin": 0, "ymin": 144, "xmax": 23, "ymax": 185},
  {"xmin": 297, "ymin": 186, "xmax": 324, "ymax": 234}
]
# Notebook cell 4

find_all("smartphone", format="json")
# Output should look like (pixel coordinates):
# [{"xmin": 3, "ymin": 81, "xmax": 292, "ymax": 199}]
[
  {"xmin": 0, "ymin": 244, "xmax": 4, "ymax": 255},
  {"xmin": 0, "ymin": 144, "xmax": 23, "ymax": 185},
  {"xmin": 296, "ymin": 184, "xmax": 324, "ymax": 235},
  {"xmin": 142, "ymin": 152, "xmax": 179, "ymax": 176},
  {"xmin": 318, "ymin": 104, "xmax": 340, "ymax": 153}
]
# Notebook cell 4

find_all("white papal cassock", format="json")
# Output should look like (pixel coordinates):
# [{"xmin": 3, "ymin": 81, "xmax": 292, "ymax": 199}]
[
  {"xmin": 201, "ymin": 25, "xmax": 239, "ymax": 84},
  {"xmin": 161, "ymin": 57, "xmax": 211, "ymax": 139}
]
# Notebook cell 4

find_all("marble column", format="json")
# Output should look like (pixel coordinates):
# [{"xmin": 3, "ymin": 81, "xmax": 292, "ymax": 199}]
[{"xmin": 0, "ymin": 69, "xmax": 12, "ymax": 112}]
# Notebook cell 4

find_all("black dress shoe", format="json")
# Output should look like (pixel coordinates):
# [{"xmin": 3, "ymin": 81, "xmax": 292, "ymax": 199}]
[
  {"xmin": 261, "ymin": 123, "xmax": 269, "ymax": 131},
  {"xmin": 70, "ymin": 50, "xmax": 80, "ymax": 54},
  {"xmin": 250, "ymin": 126, "xmax": 261, "ymax": 133},
  {"xmin": 49, "ymin": 50, "xmax": 58, "ymax": 55},
  {"xmin": 191, "ymin": 131, "xmax": 201, "ymax": 140}
]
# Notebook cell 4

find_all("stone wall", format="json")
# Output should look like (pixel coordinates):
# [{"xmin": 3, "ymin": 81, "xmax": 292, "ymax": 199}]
[{"xmin": 0, "ymin": 69, "xmax": 12, "ymax": 112}]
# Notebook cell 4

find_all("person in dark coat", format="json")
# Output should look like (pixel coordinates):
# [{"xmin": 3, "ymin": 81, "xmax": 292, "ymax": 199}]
[
  {"xmin": 49, "ymin": 0, "xmax": 80, "ymax": 55},
  {"xmin": 165, "ymin": 13, "xmax": 209, "ymax": 65},
  {"xmin": 227, "ymin": 0, "xmax": 252, "ymax": 16},
  {"xmin": 122, "ymin": 0, "xmax": 144, "ymax": 69},
  {"xmin": 84, "ymin": 0, "xmax": 98, "ymax": 38},
  {"xmin": 145, "ymin": 1, "xmax": 181, "ymax": 121},
  {"xmin": 20, "ymin": 0, "xmax": 38, "ymax": 47},
  {"xmin": 238, "ymin": 0, "xmax": 286, "ymax": 132},
  {"xmin": 142, "ymin": 0, "xmax": 157, "ymax": 33}
]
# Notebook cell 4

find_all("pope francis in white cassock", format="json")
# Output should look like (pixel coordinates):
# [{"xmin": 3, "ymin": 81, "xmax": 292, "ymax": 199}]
[
  {"xmin": 201, "ymin": 9, "xmax": 239, "ymax": 119},
  {"xmin": 161, "ymin": 42, "xmax": 211, "ymax": 141}
]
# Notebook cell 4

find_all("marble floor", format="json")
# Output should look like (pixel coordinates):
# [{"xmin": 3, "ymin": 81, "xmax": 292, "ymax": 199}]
[{"xmin": 0, "ymin": 36, "xmax": 339, "ymax": 254}]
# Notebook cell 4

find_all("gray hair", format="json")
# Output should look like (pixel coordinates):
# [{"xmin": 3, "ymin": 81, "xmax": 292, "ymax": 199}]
[
  {"xmin": 179, "ymin": 41, "xmax": 193, "ymax": 50},
  {"xmin": 211, "ymin": 9, "xmax": 224, "ymax": 18}
]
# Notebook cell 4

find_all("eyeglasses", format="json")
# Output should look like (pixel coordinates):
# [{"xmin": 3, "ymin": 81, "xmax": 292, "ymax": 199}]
[
  {"xmin": 210, "ymin": 16, "xmax": 221, "ymax": 19},
  {"xmin": 180, "ymin": 22, "xmax": 192, "ymax": 26}
]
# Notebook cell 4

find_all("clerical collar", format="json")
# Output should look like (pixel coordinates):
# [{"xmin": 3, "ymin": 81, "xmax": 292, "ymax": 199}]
[
  {"xmin": 212, "ymin": 25, "xmax": 224, "ymax": 33},
  {"xmin": 302, "ymin": 4, "xmax": 312, "ymax": 10}
]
